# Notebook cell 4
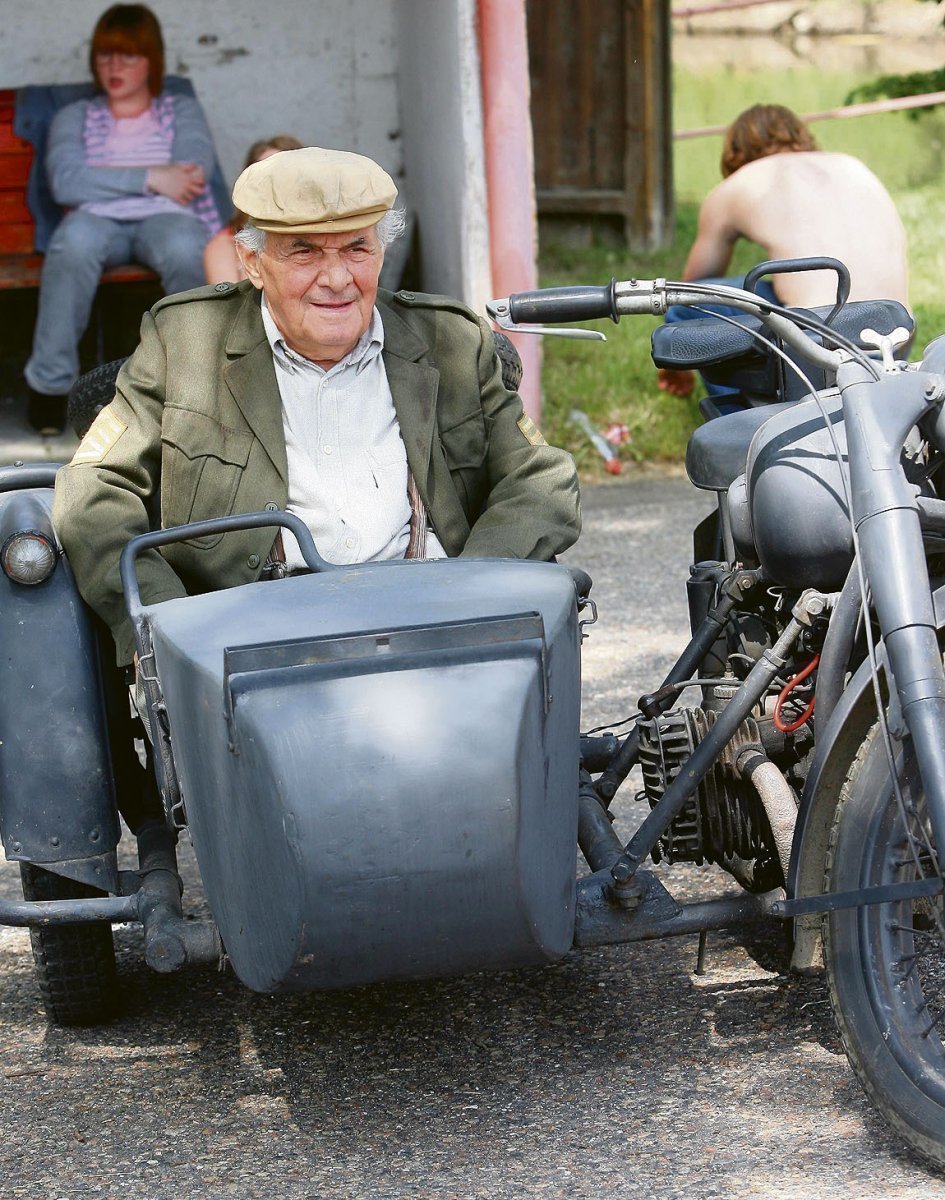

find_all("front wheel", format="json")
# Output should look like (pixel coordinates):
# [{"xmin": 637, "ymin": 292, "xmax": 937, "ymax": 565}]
[
  {"xmin": 20, "ymin": 864, "xmax": 118, "ymax": 1026},
  {"xmin": 824, "ymin": 723, "xmax": 945, "ymax": 1169}
]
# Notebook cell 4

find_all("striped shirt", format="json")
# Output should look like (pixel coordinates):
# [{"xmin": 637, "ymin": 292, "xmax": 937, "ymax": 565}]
[
  {"xmin": 81, "ymin": 96, "xmax": 217, "ymax": 230},
  {"xmin": 261, "ymin": 300, "xmax": 447, "ymax": 568}
]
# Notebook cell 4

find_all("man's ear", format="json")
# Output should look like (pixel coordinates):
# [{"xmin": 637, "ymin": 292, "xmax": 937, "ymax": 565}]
[{"xmin": 236, "ymin": 241, "xmax": 264, "ymax": 290}]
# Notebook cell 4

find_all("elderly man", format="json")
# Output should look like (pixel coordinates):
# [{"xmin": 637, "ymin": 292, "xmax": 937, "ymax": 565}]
[{"xmin": 53, "ymin": 146, "xmax": 580, "ymax": 667}]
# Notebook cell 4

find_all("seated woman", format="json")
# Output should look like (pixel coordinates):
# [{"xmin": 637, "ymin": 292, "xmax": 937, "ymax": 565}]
[
  {"xmin": 24, "ymin": 3, "xmax": 223, "ymax": 434},
  {"xmin": 203, "ymin": 134, "xmax": 304, "ymax": 285}
]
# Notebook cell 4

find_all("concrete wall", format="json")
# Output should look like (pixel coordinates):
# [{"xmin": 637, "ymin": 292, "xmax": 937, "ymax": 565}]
[
  {"xmin": 0, "ymin": 0, "xmax": 495, "ymax": 306},
  {"xmin": 0, "ymin": 0, "xmax": 403, "ymax": 186},
  {"xmin": 397, "ymin": 0, "xmax": 493, "ymax": 310}
]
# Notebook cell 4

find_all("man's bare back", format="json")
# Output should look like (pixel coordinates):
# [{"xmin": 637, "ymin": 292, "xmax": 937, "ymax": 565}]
[
  {"xmin": 658, "ymin": 125, "xmax": 910, "ymax": 397},
  {"xmin": 687, "ymin": 150, "xmax": 909, "ymax": 307}
]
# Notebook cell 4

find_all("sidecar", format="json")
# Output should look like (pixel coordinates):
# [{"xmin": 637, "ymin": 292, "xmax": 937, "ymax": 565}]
[
  {"xmin": 0, "ymin": 456, "xmax": 779, "ymax": 1024},
  {"xmin": 0, "ymin": 461, "xmax": 589, "ymax": 1013}
]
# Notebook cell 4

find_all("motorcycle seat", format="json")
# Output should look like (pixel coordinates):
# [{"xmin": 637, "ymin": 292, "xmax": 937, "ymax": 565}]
[
  {"xmin": 686, "ymin": 401, "xmax": 794, "ymax": 491},
  {"xmin": 651, "ymin": 298, "xmax": 913, "ymax": 372}
]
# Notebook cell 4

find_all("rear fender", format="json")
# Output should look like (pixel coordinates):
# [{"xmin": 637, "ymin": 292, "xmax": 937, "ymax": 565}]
[{"xmin": 0, "ymin": 482, "xmax": 121, "ymax": 890}]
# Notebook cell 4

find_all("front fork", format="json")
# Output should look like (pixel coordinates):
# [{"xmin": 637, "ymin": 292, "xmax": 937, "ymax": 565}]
[{"xmin": 841, "ymin": 362, "xmax": 945, "ymax": 858}]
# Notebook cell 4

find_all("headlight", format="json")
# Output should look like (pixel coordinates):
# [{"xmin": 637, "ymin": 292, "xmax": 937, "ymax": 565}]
[{"xmin": 1, "ymin": 531, "xmax": 57, "ymax": 585}]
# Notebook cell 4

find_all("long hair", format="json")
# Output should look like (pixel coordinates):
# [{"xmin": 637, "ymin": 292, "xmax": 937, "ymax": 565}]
[
  {"xmin": 720, "ymin": 104, "xmax": 818, "ymax": 177},
  {"xmin": 90, "ymin": 5, "xmax": 165, "ymax": 97}
]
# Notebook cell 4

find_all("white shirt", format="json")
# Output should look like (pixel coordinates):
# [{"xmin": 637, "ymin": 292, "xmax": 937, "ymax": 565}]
[{"xmin": 261, "ymin": 300, "xmax": 446, "ymax": 568}]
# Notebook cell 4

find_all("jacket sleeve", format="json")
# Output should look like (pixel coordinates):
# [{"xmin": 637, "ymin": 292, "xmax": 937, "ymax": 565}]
[
  {"xmin": 458, "ymin": 319, "xmax": 581, "ymax": 561},
  {"xmin": 169, "ymin": 93, "xmax": 218, "ymax": 179},
  {"xmin": 53, "ymin": 312, "xmax": 188, "ymax": 667},
  {"xmin": 46, "ymin": 100, "xmax": 149, "ymax": 206}
]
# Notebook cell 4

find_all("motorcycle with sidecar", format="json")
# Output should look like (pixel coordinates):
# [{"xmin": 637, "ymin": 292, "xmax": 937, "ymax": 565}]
[{"xmin": 2, "ymin": 262, "xmax": 945, "ymax": 1170}]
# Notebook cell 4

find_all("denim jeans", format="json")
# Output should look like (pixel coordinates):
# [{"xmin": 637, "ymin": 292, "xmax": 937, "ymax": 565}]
[
  {"xmin": 663, "ymin": 274, "xmax": 779, "ymax": 400},
  {"xmin": 25, "ymin": 209, "xmax": 209, "ymax": 395}
]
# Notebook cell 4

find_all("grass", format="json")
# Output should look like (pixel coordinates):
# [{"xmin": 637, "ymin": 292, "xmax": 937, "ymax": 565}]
[{"xmin": 538, "ymin": 62, "xmax": 945, "ymax": 474}]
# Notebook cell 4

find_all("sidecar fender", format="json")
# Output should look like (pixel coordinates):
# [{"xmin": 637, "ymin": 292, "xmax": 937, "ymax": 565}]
[
  {"xmin": 0, "ymin": 483, "xmax": 121, "ymax": 888},
  {"xmin": 788, "ymin": 584, "xmax": 945, "ymax": 969}
]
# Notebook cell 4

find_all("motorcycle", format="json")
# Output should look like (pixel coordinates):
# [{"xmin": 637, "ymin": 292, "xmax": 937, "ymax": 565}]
[
  {"xmin": 0, "ymin": 261, "xmax": 942, "ymax": 1170},
  {"xmin": 486, "ymin": 261, "xmax": 945, "ymax": 1169}
]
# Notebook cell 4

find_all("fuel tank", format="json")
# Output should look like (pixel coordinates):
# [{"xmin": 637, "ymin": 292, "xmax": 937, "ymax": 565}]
[
  {"xmin": 729, "ymin": 389, "xmax": 855, "ymax": 589},
  {"xmin": 145, "ymin": 558, "xmax": 581, "ymax": 993}
]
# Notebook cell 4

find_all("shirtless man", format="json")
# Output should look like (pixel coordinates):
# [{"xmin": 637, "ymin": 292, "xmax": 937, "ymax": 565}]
[{"xmin": 659, "ymin": 103, "xmax": 910, "ymax": 397}]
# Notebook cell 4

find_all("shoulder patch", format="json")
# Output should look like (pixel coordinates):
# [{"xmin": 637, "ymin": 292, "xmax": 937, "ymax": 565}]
[
  {"xmin": 390, "ymin": 288, "xmax": 477, "ymax": 321},
  {"xmin": 517, "ymin": 414, "xmax": 546, "ymax": 446},
  {"xmin": 71, "ymin": 407, "xmax": 127, "ymax": 465}
]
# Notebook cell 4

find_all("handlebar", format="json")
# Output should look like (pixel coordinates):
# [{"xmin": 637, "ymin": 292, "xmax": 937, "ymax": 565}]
[
  {"xmin": 487, "ymin": 276, "xmax": 848, "ymax": 374},
  {"xmin": 120, "ymin": 509, "xmax": 332, "ymax": 625}
]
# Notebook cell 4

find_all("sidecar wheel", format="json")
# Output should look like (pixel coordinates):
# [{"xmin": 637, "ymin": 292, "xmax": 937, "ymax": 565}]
[
  {"xmin": 67, "ymin": 356, "xmax": 128, "ymax": 439},
  {"xmin": 20, "ymin": 864, "xmax": 118, "ymax": 1026},
  {"xmin": 823, "ymin": 723, "xmax": 945, "ymax": 1169}
]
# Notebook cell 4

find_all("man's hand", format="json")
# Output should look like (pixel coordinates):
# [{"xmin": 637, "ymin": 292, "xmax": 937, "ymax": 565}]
[
  {"xmin": 146, "ymin": 163, "xmax": 206, "ymax": 205},
  {"xmin": 657, "ymin": 367, "xmax": 695, "ymax": 397}
]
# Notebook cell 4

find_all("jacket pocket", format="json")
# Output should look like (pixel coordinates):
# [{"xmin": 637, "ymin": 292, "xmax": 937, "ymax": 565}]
[
  {"xmin": 439, "ymin": 408, "xmax": 486, "ymax": 470},
  {"xmin": 161, "ymin": 407, "xmax": 254, "ymax": 548}
]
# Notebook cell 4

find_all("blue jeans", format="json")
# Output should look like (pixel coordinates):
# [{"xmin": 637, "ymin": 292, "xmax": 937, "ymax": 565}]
[
  {"xmin": 25, "ymin": 209, "xmax": 209, "ymax": 395},
  {"xmin": 663, "ymin": 274, "xmax": 779, "ymax": 400}
]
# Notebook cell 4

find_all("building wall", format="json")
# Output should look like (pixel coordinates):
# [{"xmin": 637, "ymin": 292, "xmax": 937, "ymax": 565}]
[
  {"xmin": 0, "ymin": 0, "xmax": 404, "ymax": 219},
  {"xmin": 397, "ymin": 0, "xmax": 492, "ymax": 309},
  {"xmin": 0, "ymin": 0, "xmax": 501, "ymax": 308}
]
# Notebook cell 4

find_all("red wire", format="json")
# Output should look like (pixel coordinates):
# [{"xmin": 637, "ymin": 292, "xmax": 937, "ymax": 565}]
[{"xmin": 773, "ymin": 653, "xmax": 821, "ymax": 734}]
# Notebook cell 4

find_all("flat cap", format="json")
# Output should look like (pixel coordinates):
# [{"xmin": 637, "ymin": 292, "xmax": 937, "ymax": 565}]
[{"xmin": 232, "ymin": 146, "xmax": 397, "ymax": 234}]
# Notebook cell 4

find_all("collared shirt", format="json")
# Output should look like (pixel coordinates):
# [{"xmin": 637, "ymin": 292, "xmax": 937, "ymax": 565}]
[{"xmin": 261, "ymin": 300, "xmax": 446, "ymax": 568}]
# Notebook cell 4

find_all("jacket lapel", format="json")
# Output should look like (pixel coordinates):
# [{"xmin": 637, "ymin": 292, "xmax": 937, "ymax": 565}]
[
  {"xmin": 378, "ymin": 296, "xmax": 439, "ymax": 499},
  {"xmin": 222, "ymin": 288, "xmax": 288, "ymax": 484}
]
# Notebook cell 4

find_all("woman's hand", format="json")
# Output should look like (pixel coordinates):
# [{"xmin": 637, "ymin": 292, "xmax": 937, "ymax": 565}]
[{"xmin": 146, "ymin": 162, "xmax": 206, "ymax": 205}]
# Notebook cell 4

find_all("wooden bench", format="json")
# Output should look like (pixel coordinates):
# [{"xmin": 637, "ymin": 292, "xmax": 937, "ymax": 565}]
[{"xmin": 0, "ymin": 88, "xmax": 157, "ymax": 292}]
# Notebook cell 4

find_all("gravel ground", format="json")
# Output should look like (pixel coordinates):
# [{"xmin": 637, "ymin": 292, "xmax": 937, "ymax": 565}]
[{"xmin": 1, "ymin": 465, "xmax": 945, "ymax": 1198}]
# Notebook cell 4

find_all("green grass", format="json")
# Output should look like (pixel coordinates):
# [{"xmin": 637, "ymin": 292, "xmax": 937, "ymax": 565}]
[{"xmin": 538, "ymin": 64, "xmax": 945, "ymax": 473}]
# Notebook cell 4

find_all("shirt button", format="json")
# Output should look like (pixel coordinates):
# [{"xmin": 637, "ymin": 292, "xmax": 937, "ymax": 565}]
[
  {"xmin": 264, "ymin": 501, "xmax": 279, "ymax": 512},
  {"xmin": 323, "ymin": 445, "xmax": 333, "ymax": 455},
  {"xmin": 247, "ymin": 553, "xmax": 260, "ymax": 569},
  {"xmin": 345, "ymin": 537, "xmax": 355, "ymax": 549}
]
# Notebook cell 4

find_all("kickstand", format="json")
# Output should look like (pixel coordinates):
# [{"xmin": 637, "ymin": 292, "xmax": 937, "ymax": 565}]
[{"xmin": 695, "ymin": 930, "xmax": 708, "ymax": 976}]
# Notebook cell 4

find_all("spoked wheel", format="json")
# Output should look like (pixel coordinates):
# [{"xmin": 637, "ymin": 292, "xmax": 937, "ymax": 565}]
[
  {"xmin": 20, "ymin": 863, "xmax": 118, "ymax": 1026},
  {"xmin": 824, "ymin": 723, "xmax": 945, "ymax": 1168}
]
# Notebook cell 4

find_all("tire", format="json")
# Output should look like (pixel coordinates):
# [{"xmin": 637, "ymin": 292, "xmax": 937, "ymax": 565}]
[
  {"xmin": 20, "ymin": 863, "xmax": 119, "ymax": 1026},
  {"xmin": 493, "ymin": 330, "xmax": 523, "ymax": 394},
  {"xmin": 67, "ymin": 356, "xmax": 128, "ymax": 439},
  {"xmin": 823, "ymin": 723, "xmax": 945, "ymax": 1169}
]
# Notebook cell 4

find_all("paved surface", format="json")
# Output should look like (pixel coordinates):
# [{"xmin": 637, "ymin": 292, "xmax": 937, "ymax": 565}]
[{"xmin": 1, "ymin": 419, "xmax": 945, "ymax": 1196}]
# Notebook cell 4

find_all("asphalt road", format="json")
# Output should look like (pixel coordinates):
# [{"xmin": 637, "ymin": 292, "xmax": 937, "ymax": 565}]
[{"xmin": 1, "ymin": 443, "xmax": 945, "ymax": 1198}]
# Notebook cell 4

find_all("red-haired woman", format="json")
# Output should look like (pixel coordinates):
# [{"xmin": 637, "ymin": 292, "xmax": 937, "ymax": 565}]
[{"xmin": 24, "ymin": 4, "xmax": 222, "ymax": 433}]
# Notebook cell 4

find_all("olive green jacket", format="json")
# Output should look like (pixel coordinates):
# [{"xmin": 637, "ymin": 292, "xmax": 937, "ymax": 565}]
[{"xmin": 53, "ymin": 282, "xmax": 581, "ymax": 665}]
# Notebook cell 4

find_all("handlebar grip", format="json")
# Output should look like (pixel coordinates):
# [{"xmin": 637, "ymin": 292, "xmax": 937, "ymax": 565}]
[{"xmin": 508, "ymin": 280, "xmax": 618, "ymax": 325}]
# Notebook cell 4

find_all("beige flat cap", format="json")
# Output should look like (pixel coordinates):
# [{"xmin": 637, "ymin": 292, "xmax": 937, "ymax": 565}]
[{"xmin": 232, "ymin": 146, "xmax": 397, "ymax": 234}]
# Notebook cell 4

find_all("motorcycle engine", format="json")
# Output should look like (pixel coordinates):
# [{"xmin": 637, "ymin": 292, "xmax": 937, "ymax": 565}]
[{"xmin": 637, "ymin": 707, "xmax": 783, "ymax": 892}]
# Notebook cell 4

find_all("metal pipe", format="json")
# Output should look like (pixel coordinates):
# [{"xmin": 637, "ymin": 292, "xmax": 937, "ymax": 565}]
[
  {"xmin": 738, "ymin": 749, "xmax": 796, "ymax": 884},
  {"xmin": 577, "ymin": 782, "xmax": 625, "ymax": 873},
  {"xmin": 595, "ymin": 581, "xmax": 741, "ymax": 802},
  {"xmin": 615, "ymin": 616, "xmax": 805, "ymax": 879}
]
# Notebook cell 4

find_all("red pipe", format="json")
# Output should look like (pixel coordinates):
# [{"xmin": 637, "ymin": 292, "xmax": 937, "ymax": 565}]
[{"xmin": 478, "ymin": 0, "xmax": 542, "ymax": 421}]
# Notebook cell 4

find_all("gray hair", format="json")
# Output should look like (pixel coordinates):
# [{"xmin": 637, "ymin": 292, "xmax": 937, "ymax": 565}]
[{"xmin": 234, "ymin": 206, "xmax": 406, "ymax": 255}]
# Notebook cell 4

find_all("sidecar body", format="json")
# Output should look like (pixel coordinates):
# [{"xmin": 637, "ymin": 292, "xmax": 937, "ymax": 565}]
[{"xmin": 144, "ymin": 557, "xmax": 582, "ymax": 992}]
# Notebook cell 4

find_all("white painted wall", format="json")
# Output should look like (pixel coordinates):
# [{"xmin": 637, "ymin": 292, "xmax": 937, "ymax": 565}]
[
  {"xmin": 397, "ymin": 0, "xmax": 493, "ymax": 310},
  {"xmin": 0, "ymin": 0, "xmax": 494, "ymax": 306}
]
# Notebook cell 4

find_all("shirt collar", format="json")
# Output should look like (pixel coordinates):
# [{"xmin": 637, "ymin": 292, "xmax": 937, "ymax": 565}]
[{"xmin": 260, "ymin": 297, "xmax": 385, "ymax": 376}]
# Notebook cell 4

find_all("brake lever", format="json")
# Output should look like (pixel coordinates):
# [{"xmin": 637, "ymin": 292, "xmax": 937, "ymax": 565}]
[{"xmin": 485, "ymin": 298, "xmax": 608, "ymax": 341}]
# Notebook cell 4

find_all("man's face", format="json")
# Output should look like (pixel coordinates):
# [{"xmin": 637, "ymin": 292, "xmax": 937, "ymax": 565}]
[{"xmin": 238, "ymin": 227, "xmax": 384, "ymax": 367}]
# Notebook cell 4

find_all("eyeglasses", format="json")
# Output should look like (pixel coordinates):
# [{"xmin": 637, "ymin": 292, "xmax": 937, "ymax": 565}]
[{"xmin": 94, "ymin": 51, "xmax": 145, "ymax": 66}]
